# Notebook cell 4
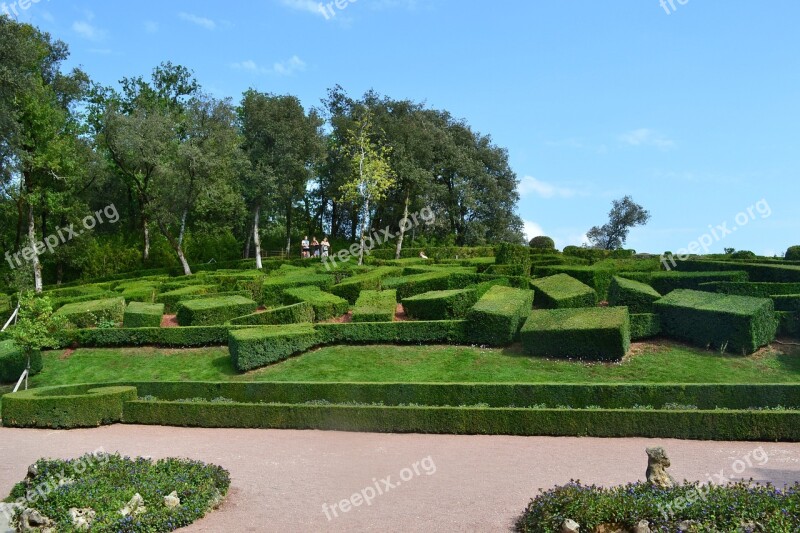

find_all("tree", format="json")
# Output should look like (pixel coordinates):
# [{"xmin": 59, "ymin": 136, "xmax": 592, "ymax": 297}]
[
  {"xmin": 10, "ymin": 292, "xmax": 65, "ymax": 374},
  {"xmin": 339, "ymin": 109, "xmax": 395, "ymax": 265},
  {"xmin": 786, "ymin": 246, "xmax": 800, "ymax": 261},
  {"xmin": 586, "ymin": 196, "xmax": 650, "ymax": 250}
]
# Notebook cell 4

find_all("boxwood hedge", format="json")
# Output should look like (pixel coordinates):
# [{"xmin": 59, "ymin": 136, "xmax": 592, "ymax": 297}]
[
  {"xmin": 176, "ymin": 295, "xmax": 257, "ymax": 326},
  {"xmin": 0, "ymin": 340, "xmax": 42, "ymax": 383},
  {"xmin": 54, "ymin": 296, "xmax": 126, "ymax": 328},
  {"xmin": 122, "ymin": 302, "xmax": 164, "ymax": 328},
  {"xmin": 772, "ymin": 294, "xmax": 800, "ymax": 312},
  {"xmin": 698, "ymin": 281, "xmax": 800, "ymax": 297},
  {"xmin": 262, "ymin": 273, "xmax": 334, "ymax": 306},
  {"xmin": 282, "ymin": 286, "xmax": 349, "ymax": 321},
  {"xmin": 466, "ymin": 285, "xmax": 534, "ymax": 346},
  {"xmin": 56, "ymin": 325, "xmax": 256, "ymax": 348},
  {"xmin": 316, "ymin": 319, "xmax": 467, "ymax": 345},
  {"xmin": 654, "ymin": 289, "xmax": 778, "ymax": 354},
  {"xmin": 675, "ymin": 259, "xmax": 800, "ymax": 282},
  {"xmin": 777, "ymin": 311, "xmax": 800, "ymax": 338},
  {"xmin": 402, "ymin": 289, "xmax": 478, "ymax": 320},
  {"xmin": 530, "ymin": 274, "xmax": 597, "ymax": 309},
  {"xmin": 533, "ymin": 266, "xmax": 614, "ymax": 300},
  {"xmin": 630, "ymin": 313, "xmax": 662, "ymax": 340},
  {"xmin": 329, "ymin": 266, "xmax": 402, "ymax": 303},
  {"xmin": 608, "ymin": 276, "xmax": 661, "ymax": 313},
  {"xmin": 521, "ymin": 307, "xmax": 630, "ymax": 361},
  {"xmin": 156, "ymin": 285, "xmax": 218, "ymax": 312},
  {"xmin": 229, "ymin": 325, "xmax": 320, "ymax": 371},
  {"xmin": 352, "ymin": 290, "xmax": 397, "ymax": 322},
  {"xmin": 228, "ymin": 302, "xmax": 315, "ymax": 325},
  {"xmin": 647, "ymin": 271, "xmax": 748, "ymax": 294}
]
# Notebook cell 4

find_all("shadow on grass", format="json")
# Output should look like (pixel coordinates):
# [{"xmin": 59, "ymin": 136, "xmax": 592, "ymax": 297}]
[{"xmin": 211, "ymin": 355, "xmax": 240, "ymax": 376}]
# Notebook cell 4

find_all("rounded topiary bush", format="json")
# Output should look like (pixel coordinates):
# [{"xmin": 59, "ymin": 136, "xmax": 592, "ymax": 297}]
[
  {"xmin": 730, "ymin": 250, "xmax": 756, "ymax": 260},
  {"xmin": 786, "ymin": 245, "xmax": 800, "ymax": 261},
  {"xmin": 529, "ymin": 236, "xmax": 555, "ymax": 249}
]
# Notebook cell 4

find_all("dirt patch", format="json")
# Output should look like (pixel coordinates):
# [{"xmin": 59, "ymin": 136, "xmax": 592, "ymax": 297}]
[
  {"xmin": 161, "ymin": 314, "xmax": 179, "ymax": 328},
  {"xmin": 394, "ymin": 303, "xmax": 409, "ymax": 321},
  {"xmin": 627, "ymin": 340, "xmax": 671, "ymax": 358},
  {"xmin": 321, "ymin": 311, "xmax": 352, "ymax": 324},
  {"xmin": 59, "ymin": 347, "xmax": 77, "ymax": 360}
]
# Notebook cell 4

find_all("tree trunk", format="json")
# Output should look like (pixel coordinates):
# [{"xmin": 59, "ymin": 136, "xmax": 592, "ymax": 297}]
[
  {"xmin": 177, "ymin": 207, "xmax": 188, "ymax": 248},
  {"xmin": 253, "ymin": 204, "xmax": 263, "ymax": 269},
  {"xmin": 285, "ymin": 203, "xmax": 292, "ymax": 257},
  {"xmin": 27, "ymin": 202, "xmax": 43, "ymax": 293},
  {"xmin": 156, "ymin": 219, "xmax": 191, "ymax": 275},
  {"xmin": 142, "ymin": 216, "xmax": 150, "ymax": 262},
  {"xmin": 358, "ymin": 198, "xmax": 370, "ymax": 266},
  {"xmin": 395, "ymin": 191, "xmax": 410, "ymax": 259}
]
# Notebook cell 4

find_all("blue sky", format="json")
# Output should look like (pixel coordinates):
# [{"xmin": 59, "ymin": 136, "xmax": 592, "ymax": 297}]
[{"xmin": 8, "ymin": 0, "xmax": 800, "ymax": 255}]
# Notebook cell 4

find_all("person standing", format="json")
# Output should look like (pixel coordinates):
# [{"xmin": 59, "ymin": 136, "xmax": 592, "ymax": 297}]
[
  {"xmin": 301, "ymin": 236, "xmax": 310, "ymax": 258},
  {"xmin": 321, "ymin": 236, "xmax": 330, "ymax": 257},
  {"xmin": 311, "ymin": 236, "xmax": 320, "ymax": 257}
]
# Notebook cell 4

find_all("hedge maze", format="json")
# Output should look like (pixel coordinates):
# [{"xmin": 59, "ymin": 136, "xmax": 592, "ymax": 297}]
[{"xmin": 2, "ymin": 246, "xmax": 800, "ymax": 437}]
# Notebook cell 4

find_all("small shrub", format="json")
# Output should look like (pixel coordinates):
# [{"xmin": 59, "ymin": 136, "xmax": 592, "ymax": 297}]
[
  {"xmin": 530, "ymin": 274, "xmax": 597, "ymax": 309},
  {"xmin": 466, "ymin": 285, "xmax": 534, "ymax": 346},
  {"xmin": 786, "ymin": 245, "xmax": 800, "ymax": 261},
  {"xmin": 282, "ymin": 286, "xmax": 349, "ymax": 321}
]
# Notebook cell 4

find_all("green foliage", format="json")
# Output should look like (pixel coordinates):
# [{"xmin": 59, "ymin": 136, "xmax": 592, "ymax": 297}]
[
  {"xmin": 630, "ymin": 313, "xmax": 662, "ymax": 340},
  {"xmin": 772, "ymin": 294, "xmax": 800, "ymax": 312},
  {"xmin": 6, "ymin": 452, "xmax": 230, "ymax": 532},
  {"xmin": 352, "ymin": 290, "xmax": 397, "ymax": 322},
  {"xmin": 515, "ymin": 480, "xmax": 800, "ymax": 533},
  {"xmin": 316, "ymin": 320, "xmax": 467, "ymax": 346},
  {"xmin": 586, "ymin": 195, "xmax": 650, "ymax": 250},
  {"xmin": 9, "ymin": 292, "xmax": 66, "ymax": 356},
  {"xmin": 495, "ymin": 243, "xmax": 531, "ymax": 275},
  {"xmin": 176, "ymin": 295, "xmax": 257, "ymax": 326},
  {"xmin": 654, "ymin": 289, "xmax": 778, "ymax": 354},
  {"xmin": 534, "ymin": 266, "xmax": 615, "ymax": 300},
  {"xmin": 608, "ymin": 276, "xmax": 661, "ymax": 313},
  {"xmin": 122, "ymin": 301, "xmax": 165, "ymax": 328},
  {"xmin": 528, "ymin": 236, "xmax": 555, "ymax": 249},
  {"xmin": 530, "ymin": 274, "xmax": 598, "ymax": 309},
  {"xmin": 647, "ymin": 270, "xmax": 749, "ymax": 294},
  {"xmin": 329, "ymin": 266, "xmax": 401, "ymax": 303},
  {"xmin": 282, "ymin": 286, "xmax": 349, "ymax": 321},
  {"xmin": 262, "ymin": 273, "xmax": 334, "ymax": 306},
  {"xmin": 53, "ymin": 296, "xmax": 125, "ymax": 329},
  {"xmin": 730, "ymin": 249, "xmax": 757, "ymax": 260},
  {"xmin": 786, "ymin": 245, "xmax": 800, "ymax": 261},
  {"xmin": 777, "ymin": 312, "xmax": 800, "ymax": 338},
  {"xmin": 229, "ymin": 325, "xmax": 319, "ymax": 371},
  {"xmin": 675, "ymin": 259, "xmax": 800, "ymax": 282},
  {"xmin": 699, "ymin": 281, "xmax": 800, "ymax": 297},
  {"xmin": 402, "ymin": 289, "xmax": 478, "ymax": 320},
  {"xmin": 521, "ymin": 307, "xmax": 631, "ymax": 361},
  {"xmin": 2, "ymin": 384, "xmax": 137, "ymax": 428},
  {"xmin": 156, "ymin": 284, "xmax": 218, "ymax": 312},
  {"xmin": 57, "ymin": 325, "xmax": 254, "ymax": 348},
  {"xmin": 466, "ymin": 285, "xmax": 534, "ymax": 345},
  {"xmin": 0, "ymin": 340, "xmax": 42, "ymax": 383},
  {"xmin": 228, "ymin": 302, "xmax": 315, "ymax": 326}
]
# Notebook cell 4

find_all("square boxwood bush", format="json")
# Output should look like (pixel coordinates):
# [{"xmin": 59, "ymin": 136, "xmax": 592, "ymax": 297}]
[
  {"xmin": 466, "ymin": 285, "xmax": 534, "ymax": 346},
  {"xmin": 176, "ymin": 296, "xmax": 257, "ymax": 326},
  {"xmin": 352, "ymin": 290, "xmax": 397, "ymax": 322},
  {"xmin": 608, "ymin": 276, "xmax": 661, "ymax": 313},
  {"xmin": 123, "ymin": 302, "xmax": 164, "ymax": 328},
  {"xmin": 262, "ymin": 273, "xmax": 334, "ymax": 306},
  {"xmin": 533, "ymin": 266, "xmax": 614, "ymax": 300},
  {"xmin": 228, "ymin": 302, "xmax": 315, "ymax": 325},
  {"xmin": 630, "ymin": 313, "xmax": 662, "ymax": 340},
  {"xmin": 229, "ymin": 325, "xmax": 319, "ymax": 371},
  {"xmin": 0, "ymin": 340, "xmax": 42, "ymax": 383},
  {"xmin": 494, "ymin": 242, "xmax": 531, "ymax": 276},
  {"xmin": 402, "ymin": 289, "xmax": 478, "ymax": 320},
  {"xmin": 54, "ymin": 297, "xmax": 126, "ymax": 328},
  {"xmin": 772, "ymin": 294, "xmax": 800, "ymax": 312},
  {"xmin": 530, "ymin": 274, "xmax": 597, "ymax": 309},
  {"xmin": 654, "ymin": 289, "xmax": 778, "ymax": 354},
  {"xmin": 521, "ymin": 307, "xmax": 631, "ymax": 361},
  {"xmin": 282, "ymin": 286, "xmax": 349, "ymax": 321},
  {"xmin": 156, "ymin": 285, "xmax": 218, "ymax": 313}
]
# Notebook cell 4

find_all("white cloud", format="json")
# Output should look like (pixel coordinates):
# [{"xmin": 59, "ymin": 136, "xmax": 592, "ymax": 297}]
[
  {"xmin": 72, "ymin": 20, "xmax": 107, "ymax": 41},
  {"xmin": 231, "ymin": 56, "xmax": 307, "ymax": 77},
  {"xmin": 619, "ymin": 128, "xmax": 675, "ymax": 150},
  {"xmin": 178, "ymin": 12, "xmax": 216, "ymax": 30},
  {"xmin": 518, "ymin": 176, "xmax": 581, "ymax": 199},
  {"xmin": 144, "ymin": 20, "xmax": 159, "ymax": 33},
  {"xmin": 279, "ymin": 0, "xmax": 328, "ymax": 17},
  {"xmin": 523, "ymin": 221, "xmax": 545, "ymax": 242}
]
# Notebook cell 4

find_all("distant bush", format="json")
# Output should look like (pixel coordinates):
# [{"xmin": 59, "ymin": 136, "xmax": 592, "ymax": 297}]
[
  {"xmin": 730, "ymin": 250, "xmax": 757, "ymax": 260},
  {"xmin": 786, "ymin": 245, "xmax": 800, "ymax": 261},
  {"xmin": 528, "ymin": 236, "xmax": 555, "ymax": 249},
  {"xmin": 495, "ymin": 243, "xmax": 531, "ymax": 275}
]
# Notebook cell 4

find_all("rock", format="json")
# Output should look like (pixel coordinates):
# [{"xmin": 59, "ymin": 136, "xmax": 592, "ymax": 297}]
[
  {"xmin": 18, "ymin": 508, "xmax": 53, "ymax": 532},
  {"xmin": 561, "ymin": 518, "xmax": 580, "ymax": 533},
  {"xmin": 25, "ymin": 464, "xmax": 37, "ymax": 479},
  {"xmin": 646, "ymin": 447, "xmax": 676, "ymax": 489},
  {"xmin": 677, "ymin": 520, "xmax": 698, "ymax": 532},
  {"xmin": 120, "ymin": 493, "xmax": 147, "ymax": 517},
  {"xmin": 164, "ymin": 491, "xmax": 181, "ymax": 509},
  {"xmin": 633, "ymin": 520, "xmax": 651, "ymax": 533},
  {"xmin": 594, "ymin": 525, "xmax": 624, "ymax": 533},
  {"xmin": 69, "ymin": 507, "xmax": 96, "ymax": 531}
]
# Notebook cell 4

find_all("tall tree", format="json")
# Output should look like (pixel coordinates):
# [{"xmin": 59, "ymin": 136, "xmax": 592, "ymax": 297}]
[
  {"xmin": 338, "ymin": 109, "xmax": 395, "ymax": 265},
  {"xmin": 586, "ymin": 195, "xmax": 650, "ymax": 250}
]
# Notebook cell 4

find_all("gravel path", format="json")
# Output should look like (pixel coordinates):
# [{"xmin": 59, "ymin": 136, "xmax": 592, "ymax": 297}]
[{"xmin": 1, "ymin": 426, "xmax": 799, "ymax": 532}]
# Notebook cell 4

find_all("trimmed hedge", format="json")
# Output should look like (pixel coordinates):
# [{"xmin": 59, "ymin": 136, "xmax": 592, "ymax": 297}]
[
  {"xmin": 402, "ymin": 289, "xmax": 478, "ymax": 320},
  {"xmin": 699, "ymin": 281, "xmax": 800, "ymax": 297},
  {"xmin": 777, "ymin": 312, "xmax": 800, "ymax": 338},
  {"xmin": 466, "ymin": 285, "xmax": 534, "ymax": 346},
  {"xmin": 530, "ymin": 274, "xmax": 597, "ymax": 309},
  {"xmin": 608, "ymin": 276, "xmax": 661, "ymax": 313},
  {"xmin": 675, "ymin": 259, "xmax": 800, "ymax": 283},
  {"xmin": 229, "ymin": 325, "xmax": 320, "ymax": 371},
  {"xmin": 119, "ymin": 285, "xmax": 158, "ymax": 303},
  {"xmin": 228, "ymin": 302, "xmax": 315, "ymax": 326},
  {"xmin": 262, "ymin": 273, "xmax": 334, "ymax": 306},
  {"xmin": 54, "ymin": 296, "xmax": 126, "ymax": 328},
  {"xmin": 772, "ymin": 294, "xmax": 800, "ymax": 312},
  {"xmin": 329, "ymin": 267, "xmax": 402, "ymax": 303},
  {"xmin": 647, "ymin": 271, "xmax": 748, "ymax": 294},
  {"xmin": 495, "ymin": 243, "xmax": 532, "ymax": 276},
  {"xmin": 156, "ymin": 284, "xmax": 218, "ymax": 312},
  {"xmin": 316, "ymin": 320, "xmax": 467, "ymax": 346},
  {"xmin": 468, "ymin": 278, "xmax": 511, "ymax": 298},
  {"xmin": 1, "ymin": 384, "xmax": 137, "ymax": 428},
  {"xmin": 533, "ymin": 266, "xmax": 614, "ymax": 300},
  {"xmin": 630, "ymin": 313, "xmax": 662, "ymax": 340},
  {"xmin": 0, "ymin": 340, "xmax": 42, "ymax": 383},
  {"xmin": 56, "ymin": 325, "xmax": 256, "ymax": 348},
  {"xmin": 654, "ymin": 289, "xmax": 778, "ymax": 354},
  {"xmin": 282, "ymin": 286, "xmax": 349, "ymax": 321},
  {"xmin": 122, "ymin": 302, "xmax": 164, "ymax": 328},
  {"xmin": 521, "ymin": 307, "xmax": 630, "ymax": 361},
  {"xmin": 352, "ymin": 290, "xmax": 397, "ymax": 322},
  {"xmin": 176, "ymin": 296, "xmax": 257, "ymax": 326}
]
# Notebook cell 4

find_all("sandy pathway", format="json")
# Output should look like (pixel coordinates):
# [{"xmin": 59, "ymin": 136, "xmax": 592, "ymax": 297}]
[{"xmin": 1, "ymin": 426, "xmax": 799, "ymax": 532}]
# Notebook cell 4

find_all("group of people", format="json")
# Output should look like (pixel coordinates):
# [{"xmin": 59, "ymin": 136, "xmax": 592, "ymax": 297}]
[{"xmin": 300, "ymin": 236, "xmax": 330, "ymax": 258}]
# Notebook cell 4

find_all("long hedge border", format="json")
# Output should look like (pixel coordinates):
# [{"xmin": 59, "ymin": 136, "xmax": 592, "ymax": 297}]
[{"xmin": 4, "ymin": 382, "xmax": 800, "ymax": 440}]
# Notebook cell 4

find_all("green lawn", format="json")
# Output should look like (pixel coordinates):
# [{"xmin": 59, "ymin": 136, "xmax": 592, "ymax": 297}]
[{"xmin": 18, "ymin": 341, "xmax": 800, "ymax": 387}]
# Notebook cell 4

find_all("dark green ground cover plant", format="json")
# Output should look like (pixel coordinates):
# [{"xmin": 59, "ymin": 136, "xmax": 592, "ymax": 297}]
[
  {"xmin": 5, "ymin": 453, "xmax": 230, "ymax": 532},
  {"xmin": 515, "ymin": 480, "xmax": 800, "ymax": 532}
]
